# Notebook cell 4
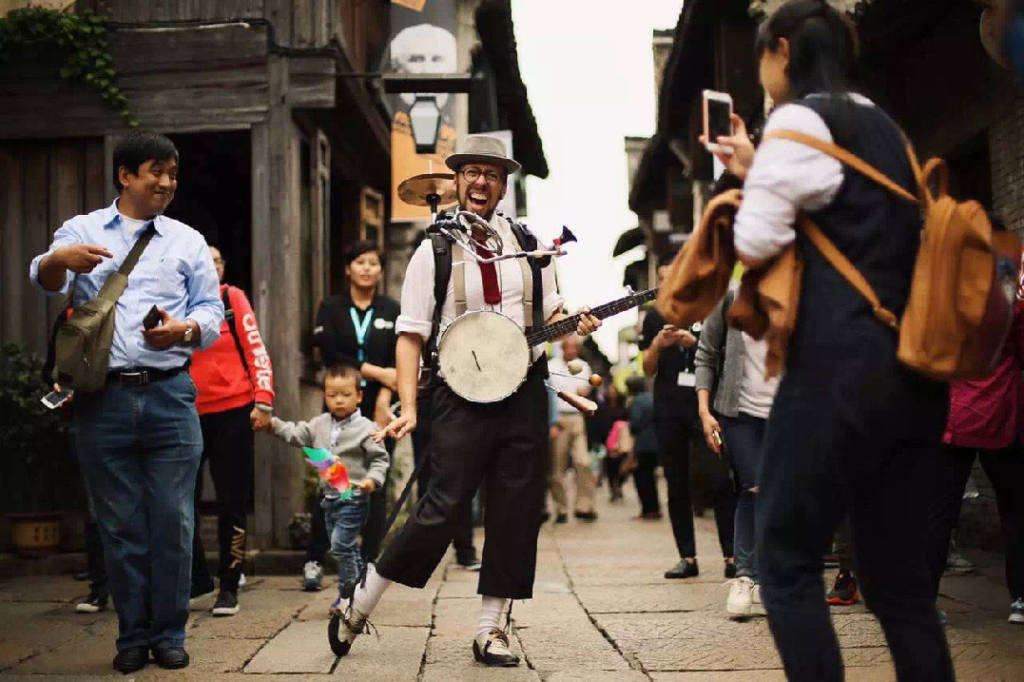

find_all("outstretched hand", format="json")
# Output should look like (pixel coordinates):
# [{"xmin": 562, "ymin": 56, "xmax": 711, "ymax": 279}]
[{"xmin": 373, "ymin": 411, "xmax": 417, "ymax": 443}]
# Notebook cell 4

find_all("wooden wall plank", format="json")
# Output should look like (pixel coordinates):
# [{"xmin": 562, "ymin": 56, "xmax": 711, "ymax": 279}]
[
  {"xmin": 47, "ymin": 142, "xmax": 87, "ymax": 336},
  {"xmin": 0, "ymin": 147, "xmax": 24, "ymax": 347},
  {"xmin": 85, "ymin": 139, "xmax": 107, "ymax": 213},
  {"xmin": 21, "ymin": 148, "xmax": 51, "ymax": 358}
]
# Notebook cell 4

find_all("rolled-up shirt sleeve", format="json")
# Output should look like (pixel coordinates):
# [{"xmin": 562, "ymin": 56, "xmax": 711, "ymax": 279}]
[
  {"xmin": 29, "ymin": 218, "xmax": 83, "ymax": 296},
  {"xmin": 184, "ymin": 234, "xmax": 224, "ymax": 350},
  {"xmin": 395, "ymin": 239, "xmax": 436, "ymax": 340},
  {"xmin": 733, "ymin": 103, "xmax": 845, "ymax": 262}
]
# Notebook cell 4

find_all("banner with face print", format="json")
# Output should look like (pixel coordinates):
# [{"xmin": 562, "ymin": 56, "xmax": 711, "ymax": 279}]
[{"xmin": 388, "ymin": 0, "xmax": 459, "ymax": 221}]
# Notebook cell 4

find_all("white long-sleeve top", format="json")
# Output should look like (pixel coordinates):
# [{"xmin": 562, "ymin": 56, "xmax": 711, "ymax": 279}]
[{"xmin": 733, "ymin": 93, "xmax": 876, "ymax": 261}]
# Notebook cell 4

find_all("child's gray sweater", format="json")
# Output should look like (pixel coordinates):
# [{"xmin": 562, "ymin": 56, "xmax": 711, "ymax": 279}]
[{"xmin": 270, "ymin": 410, "xmax": 389, "ymax": 499}]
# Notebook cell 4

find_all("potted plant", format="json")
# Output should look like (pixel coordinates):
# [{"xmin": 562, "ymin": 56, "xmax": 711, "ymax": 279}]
[{"xmin": 0, "ymin": 342, "xmax": 77, "ymax": 555}]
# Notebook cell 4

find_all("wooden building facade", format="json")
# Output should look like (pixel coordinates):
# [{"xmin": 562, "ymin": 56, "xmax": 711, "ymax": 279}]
[{"xmin": 0, "ymin": 0, "xmax": 391, "ymax": 549}]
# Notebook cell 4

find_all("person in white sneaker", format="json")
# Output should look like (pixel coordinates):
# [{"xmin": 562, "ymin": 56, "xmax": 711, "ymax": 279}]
[{"xmin": 695, "ymin": 289, "xmax": 778, "ymax": 619}]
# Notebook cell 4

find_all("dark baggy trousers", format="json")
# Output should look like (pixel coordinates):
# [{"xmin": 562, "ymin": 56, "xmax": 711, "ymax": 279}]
[
  {"xmin": 376, "ymin": 362, "xmax": 548, "ymax": 599},
  {"xmin": 756, "ymin": 356, "xmax": 953, "ymax": 682},
  {"xmin": 655, "ymin": 415, "xmax": 735, "ymax": 559},
  {"xmin": 926, "ymin": 443, "xmax": 1024, "ymax": 600},
  {"xmin": 412, "ymin": 390, "xmax": 477, "ymax": 561},
  {"xmin": 192, "ymin": 402, "xmax": 253, "ymax": 593}
]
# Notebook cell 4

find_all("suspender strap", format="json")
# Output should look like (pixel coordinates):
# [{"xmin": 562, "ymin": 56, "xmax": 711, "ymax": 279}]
[
  {"xmin": 508, "ymin": 219, "xmax": 546, "ymax": 330},
  {"xmin": 453, "ymin": 259, "xmax": 468, "ymax": 318},
  {"xmin": 517, "ymin": 257, "xmax": 534, "ymax": 331}
]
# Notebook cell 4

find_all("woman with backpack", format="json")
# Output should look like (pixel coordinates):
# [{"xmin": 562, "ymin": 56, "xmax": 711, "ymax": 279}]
[
  {"xmin": 705, "ymin": 2, "xmax": 953, "ymax": 679},
  {"xmin": 189, "ymin": 246, "xmax": 276, "ymax": 617}
]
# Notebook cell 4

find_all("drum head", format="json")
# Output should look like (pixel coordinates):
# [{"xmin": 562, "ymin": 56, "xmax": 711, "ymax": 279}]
[{"xmin": 437, "ymin": 311, "xmax": 531, "ymax": 403}]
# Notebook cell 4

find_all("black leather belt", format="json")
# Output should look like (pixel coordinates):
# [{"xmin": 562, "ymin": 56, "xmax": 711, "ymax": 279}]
[{"xmin": 107, "ymin": 362, "xmax": 189, "ymax": 386}]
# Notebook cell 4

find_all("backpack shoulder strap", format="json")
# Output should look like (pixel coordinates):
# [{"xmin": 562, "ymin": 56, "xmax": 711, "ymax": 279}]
[
  {"xmin": 222, "ymin": 286, "xmax": 251, "ymax": 376},
  {"xmin": 764, "ymin": 129, "xmax": 919, "ymax": 204},
  {"xmin": 425, "ymin": 231, "xmax": 452, "ymax": 364}
]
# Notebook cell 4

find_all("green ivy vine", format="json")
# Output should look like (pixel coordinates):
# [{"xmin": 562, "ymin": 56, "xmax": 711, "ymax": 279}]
[{"xmin": 0, "ymin": 7, "xmax": 136, "ymax": 126}]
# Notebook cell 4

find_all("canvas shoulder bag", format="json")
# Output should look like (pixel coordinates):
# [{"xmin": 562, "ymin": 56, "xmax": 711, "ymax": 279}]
[{"xmin": 53, "ymin": 224, "xmax": 157, "ymax": 392}]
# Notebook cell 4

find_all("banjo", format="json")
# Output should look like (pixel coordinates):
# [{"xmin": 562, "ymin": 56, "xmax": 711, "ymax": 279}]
[{"xmin": 437, "ymin": 288, "xmax": 657, "ymax": 403}]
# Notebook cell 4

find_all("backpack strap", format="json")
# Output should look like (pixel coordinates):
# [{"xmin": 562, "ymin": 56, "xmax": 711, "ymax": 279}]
[
  {"xmin": 763, "ymin": 130, "xmax": 919, "ymax": 204},
  {"xmin": 425, "ymin": 231, "xmax": 452, "ymax": 365},
  {"xmin": 222, "ymin": 287, "xmax": 252, "ymax": 377}
]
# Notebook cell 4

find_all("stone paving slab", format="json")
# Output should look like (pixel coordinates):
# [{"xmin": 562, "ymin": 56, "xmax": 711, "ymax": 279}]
[
  {"xmin": 576, "ymin": 582, "xmax": 726, "ymax": 613},
  {"xmin": 421, "ymin": 662, "xmax": 541, "ymax": 682}
]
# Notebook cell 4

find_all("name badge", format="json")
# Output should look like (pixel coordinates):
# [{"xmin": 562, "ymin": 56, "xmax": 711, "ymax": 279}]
[{"xmin": 677, "ymin": 371, "xmax": 696, "ymax": 388}]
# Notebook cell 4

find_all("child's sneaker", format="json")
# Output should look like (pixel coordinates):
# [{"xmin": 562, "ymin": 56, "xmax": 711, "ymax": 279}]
[
  {"xmin": 302, "ymin": 561, "xmax": 323, "ymax": 591},
  {"xmin": 826, "ymin": 570, "xmax": 859, "ymax": 606},
  {"xmin": 1009, "ymin": 598, "xmax": 1024, "ymax": 624}
]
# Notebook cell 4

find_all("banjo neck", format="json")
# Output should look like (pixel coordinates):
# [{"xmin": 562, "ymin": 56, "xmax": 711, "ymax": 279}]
[{"xmin": 525, "ymin": 288, "xmax": 658, "ymax": 347}]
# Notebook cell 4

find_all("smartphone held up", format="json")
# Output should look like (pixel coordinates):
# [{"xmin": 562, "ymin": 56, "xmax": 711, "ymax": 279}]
[
  {"xmin": 41, "ymin": 387, "xmax": 73, "ymax": 410},
  {"xmin": 702, "ymin": 89, "xmax": 734, "ymax": 154}
]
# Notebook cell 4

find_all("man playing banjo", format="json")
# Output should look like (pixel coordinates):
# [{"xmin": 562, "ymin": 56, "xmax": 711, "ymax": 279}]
[{"xmin": 335, "ymin": 135, "xmax": 600, "ymax": 667}]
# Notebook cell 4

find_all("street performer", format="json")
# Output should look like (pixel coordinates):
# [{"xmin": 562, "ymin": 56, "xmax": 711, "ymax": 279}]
[{"xmin": 333, "ymin": 135, "xmax": 600, "ymax": 667}]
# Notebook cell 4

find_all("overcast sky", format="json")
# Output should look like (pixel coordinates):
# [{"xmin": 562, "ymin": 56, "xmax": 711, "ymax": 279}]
[{"xmin": 511, "ymin": 0, "xmax": 683, "ymax": 360}]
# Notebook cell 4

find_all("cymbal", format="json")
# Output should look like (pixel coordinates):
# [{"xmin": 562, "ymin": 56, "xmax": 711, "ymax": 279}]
[{"xmin": 398, "ymin": 173, "xmax": 457, "ymax": 208}]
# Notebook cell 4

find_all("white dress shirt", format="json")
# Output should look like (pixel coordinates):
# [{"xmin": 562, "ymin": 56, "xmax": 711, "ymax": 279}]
[
  {"xmin": 396, "ymin": 211, "xmax": 563, "ymax": 362},
  {"xmin": 733, "ymin": 93, "xmax": 877, "ymax": 262}
]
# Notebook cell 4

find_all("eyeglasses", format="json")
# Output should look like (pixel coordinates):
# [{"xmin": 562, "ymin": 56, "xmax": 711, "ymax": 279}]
[
  {"xmin": 212, "ymin": 258, "xmax": 224, "ymax": 264},
  {"xmin": 460, "ymin": 167, "xmax": 503, "ymax": 184}
]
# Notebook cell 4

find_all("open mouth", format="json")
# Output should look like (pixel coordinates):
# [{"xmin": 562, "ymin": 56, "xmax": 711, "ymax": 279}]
[{"xmin": 467, "ymin": 191, "xmax": 489, "ymax": 211}]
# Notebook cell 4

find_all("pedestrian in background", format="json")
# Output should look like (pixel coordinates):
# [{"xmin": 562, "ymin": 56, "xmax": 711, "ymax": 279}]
[
  {"xmin": 307, "ymin": 240, "xmax": 403, "ymax": 588},
  {"xmin": 708, "ymin": 2, "xmax": 953, "ymax": 678},
  {"xmin": 189, "ymin": 245, "xmax": 275, "ymax": 617},
  {"xmin": 589, "ymin": 383, "xmax": 628, "ymax": 502},
  {"xmin": 548, "ymin": 336, "xmax": 598, "ymax": 523},
  {"xmin": 695, "ymin": 289, "xmax": 779, "ymax": 619},
  {"xmin": 626, "ymin": 376, "xmax": 660, "ymax": 519},
  {"xmin": 29, "ymin": 130, "xmax": 223, "ymax": 673},
  {"xmin": 641, "ymin": 255, "xmax": 736, "ymax": 580}
]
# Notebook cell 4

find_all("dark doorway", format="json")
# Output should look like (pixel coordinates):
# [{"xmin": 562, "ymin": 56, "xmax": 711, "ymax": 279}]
[{"xmin": 164, "ymin": 131, "xmax": 253, "ymax": 295}]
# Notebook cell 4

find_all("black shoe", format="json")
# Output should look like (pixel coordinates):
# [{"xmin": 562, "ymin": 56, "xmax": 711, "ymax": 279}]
[
  {"xmin": 555, "ymin": 513, "xmax": 568, "ymax": 524},
  {"xmin": 212, "ymin": 589, "xmax": 239, "ymax": 616},
  {"xmin": 151, "ymin": 646, "xmax": 190, "ymax": 669},
  {"xmin": 540, "ymin": 510, "xmax": 551, "ymax": 523},
  {"xmin": 724, "ymin": 560, "xmax": 737, "ymax": 579},
  {"xmin": 112, "ymin": 646, "xmax": 149, "ymax": 673},
  {"xmin": 574, "ymin": 511, "xmax": 598, "ymax": 522},
  {"xmin": 664, "ymin": 559, "xmax": 699, "ymax": 579}
]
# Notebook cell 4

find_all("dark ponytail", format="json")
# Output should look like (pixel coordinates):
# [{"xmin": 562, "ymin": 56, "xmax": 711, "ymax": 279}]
[{"xmin": 755, "ymin": 0, "xmax": 859, "ymax": 98}]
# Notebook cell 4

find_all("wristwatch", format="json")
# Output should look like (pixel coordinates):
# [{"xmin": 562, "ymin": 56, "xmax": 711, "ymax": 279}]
[{"xmin": 182, "ymin": 320, "xmax": 195, "ymax": 344}]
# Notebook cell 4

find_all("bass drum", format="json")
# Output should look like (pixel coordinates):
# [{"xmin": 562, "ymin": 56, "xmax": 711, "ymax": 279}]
[{"xmin": 437, "ymin": 310, "xmax": 531, "ymax": 403}]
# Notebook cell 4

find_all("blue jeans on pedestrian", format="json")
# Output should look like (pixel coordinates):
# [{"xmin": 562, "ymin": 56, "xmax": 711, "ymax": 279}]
[
  {"xmin": 721, "ymin": 412, "xmax": 766, "ymax": 581},
  {"xmin": 73, "ymin": 372, "xmax": 202, "ymax": 652},
  {"xmin": 321, "ymin": 495, "xmax": 369, "ymax": 596}
]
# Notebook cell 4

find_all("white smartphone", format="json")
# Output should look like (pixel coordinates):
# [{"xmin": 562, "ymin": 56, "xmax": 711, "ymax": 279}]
[
  {"xmin": 702, "ymin": 89, "xmax": 734, "ymax": 154},
  {"xmin": 40, "ymin": 388, "xmax": 73, "ymax": 409}
]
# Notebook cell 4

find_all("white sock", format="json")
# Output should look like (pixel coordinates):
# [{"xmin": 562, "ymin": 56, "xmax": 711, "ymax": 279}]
[
  {"xmin": 477, "ymin": 596, "xmax": 508, "ymax": 640},
  {"xmin": 351, "ymin": 563, "xmax": 391, "ymax": 616}
]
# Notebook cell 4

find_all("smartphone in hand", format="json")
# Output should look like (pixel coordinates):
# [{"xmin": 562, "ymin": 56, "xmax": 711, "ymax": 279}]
[
  {"xmin": 143, "ymin": 304, "xmax": 162, "ymax": 330},
  {"xmin": 41, "ymin": 388, "xmax": 73, "ymax": 410},
  {"xmin": 702, "ymin": 89, "xmax": 734, "ymax": 154}
]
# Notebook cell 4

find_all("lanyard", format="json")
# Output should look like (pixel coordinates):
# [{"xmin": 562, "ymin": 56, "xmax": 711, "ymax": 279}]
[{"xmin": 349, "ymin": 306, "xmax": 375, "ymax": 364}]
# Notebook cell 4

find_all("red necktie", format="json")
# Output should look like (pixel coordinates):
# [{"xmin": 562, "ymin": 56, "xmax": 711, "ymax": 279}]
[{"xmin": 472, "ymin": 234, "xmax": 501, "ymax": 305}]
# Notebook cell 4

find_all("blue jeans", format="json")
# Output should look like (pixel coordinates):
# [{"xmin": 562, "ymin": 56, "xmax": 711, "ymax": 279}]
[
  {"xmin": 321, "ymin": 495, "xmax": 369, "ymax": 595},
  {"xmin": 722, "ymin": 413, "xmax": 766, "ymax": 581},
  {"xmin": 73, "ymin": 372, "xmax": 202, "ymax": 652}
]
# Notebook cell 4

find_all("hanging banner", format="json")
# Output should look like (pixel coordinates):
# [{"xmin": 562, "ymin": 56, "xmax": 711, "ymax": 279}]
[{"xmin": 388, "ymin": 0, "xmax": 459, "ymax": 221}]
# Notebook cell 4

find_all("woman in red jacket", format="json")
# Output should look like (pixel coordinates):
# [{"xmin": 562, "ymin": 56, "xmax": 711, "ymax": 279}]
[
  {"xmin": 926, "ymin": 251, "xmax": 1024, "ymax": 626},
  {"xmin": 189, "ymin": 246, "xmax": 275, "ymax": 617}
]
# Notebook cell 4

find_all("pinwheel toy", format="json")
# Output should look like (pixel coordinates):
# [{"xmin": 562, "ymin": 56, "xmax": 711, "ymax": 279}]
[{"xmin": 302, "ymin": 447, "xmax": 354, "ymax": 499}]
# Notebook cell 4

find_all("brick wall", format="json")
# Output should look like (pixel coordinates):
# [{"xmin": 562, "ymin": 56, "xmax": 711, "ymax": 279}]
[{"xmin": 990, "ymin": 96, "xmax": 1024, "ymax": 235}]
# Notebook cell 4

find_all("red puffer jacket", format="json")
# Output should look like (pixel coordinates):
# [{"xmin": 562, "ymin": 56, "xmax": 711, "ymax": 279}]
[
  {"xmin": 190, "ymin": 284, "xmax": 275, "ymax": 416},
  {"xmin": 943, "ymin": 301, "xmax": 1024, "ymax": 449}
]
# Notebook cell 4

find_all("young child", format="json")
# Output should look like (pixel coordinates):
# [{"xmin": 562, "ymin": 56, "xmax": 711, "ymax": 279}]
[{"xmin": 259, "ymin": 364, "xmax": 389, "ymax": 614}]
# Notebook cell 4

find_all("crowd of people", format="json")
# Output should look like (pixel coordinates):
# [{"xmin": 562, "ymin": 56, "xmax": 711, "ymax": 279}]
[{"xmin": 24, "ymin": 1, "xmax": 1024, "ymax": 679}]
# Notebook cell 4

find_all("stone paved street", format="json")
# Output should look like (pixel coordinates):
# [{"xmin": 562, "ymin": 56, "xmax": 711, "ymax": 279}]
[{"xmin": 2, "ymin": 481, "xmax": 1024, "ymax": 681}]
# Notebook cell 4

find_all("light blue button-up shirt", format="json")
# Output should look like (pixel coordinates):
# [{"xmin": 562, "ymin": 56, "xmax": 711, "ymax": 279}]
[{"xmin": 29, "ymin": 199, "xmax": 224, "ymax": 371}]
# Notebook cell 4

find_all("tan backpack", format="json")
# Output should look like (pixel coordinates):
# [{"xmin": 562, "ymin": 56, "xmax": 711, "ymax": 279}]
[{"xmin": 767, "ymin": 130, "xmax": 1021, "ymax": 381}]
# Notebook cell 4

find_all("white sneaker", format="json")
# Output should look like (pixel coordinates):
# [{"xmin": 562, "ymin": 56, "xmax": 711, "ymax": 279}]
[
  {"xmin": 238, "ymin": 573, "xmax": 247, "ymax": 590},
  {"xmin": 473, "ymin": 629, "xmax": 520, "ymax": 667},
  {"xmin": 726, "ymin": 576, "xmax": 754, "ymax": 617},
  {"xmin": 302, "ymin": 561, "xmax": 323, "ymax": 591},
  {"xmin": 750, "ymin": 582, "xmax": 766, "ymax": 616},
  {"xmin": 1009, "ymin": 598, "xmax": 1024, "ymax": 624}
]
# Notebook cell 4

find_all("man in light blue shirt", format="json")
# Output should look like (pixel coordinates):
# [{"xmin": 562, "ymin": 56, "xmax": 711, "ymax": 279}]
[{"xmin": 29, "ymin": 131, "xmax": 222, "ymax": 674}]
